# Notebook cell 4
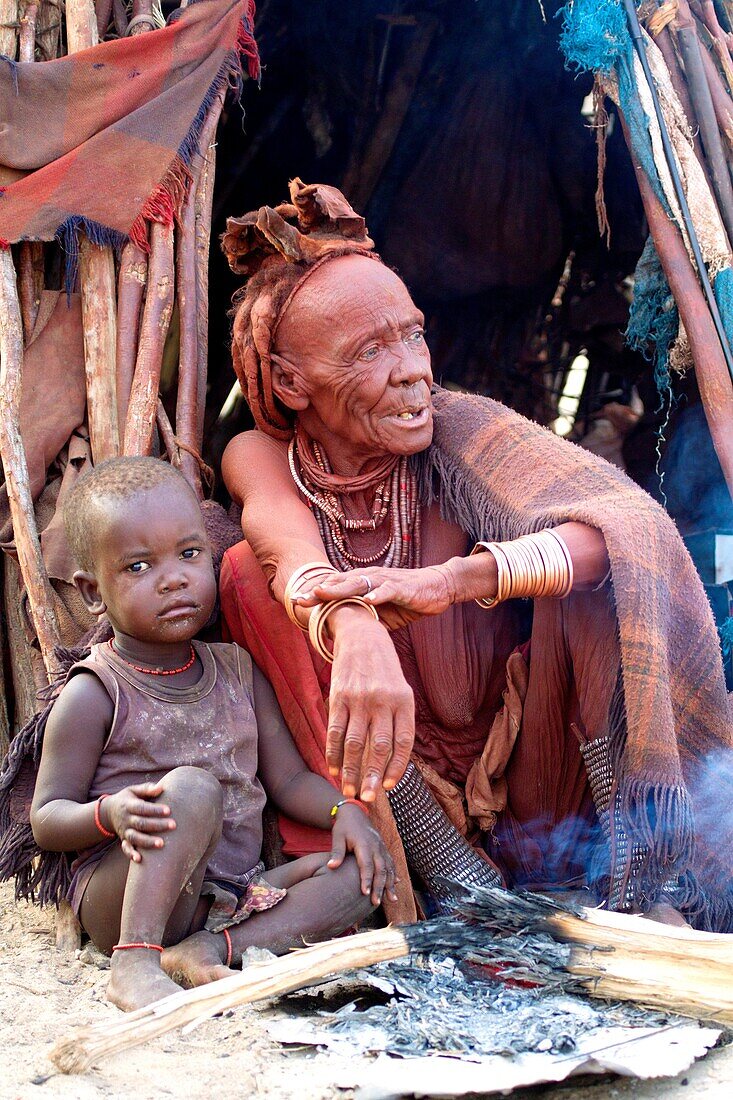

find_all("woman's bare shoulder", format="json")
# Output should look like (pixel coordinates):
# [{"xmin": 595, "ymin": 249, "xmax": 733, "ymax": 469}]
[{"xmin": 222, "ymin": 430, "xmax": 289, "ymax": 499}]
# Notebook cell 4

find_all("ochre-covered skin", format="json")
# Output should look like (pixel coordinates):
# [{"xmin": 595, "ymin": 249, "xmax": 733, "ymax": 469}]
[{"xmin": 223, "ymin": 252, "xmax": 609, "ymax": 808}]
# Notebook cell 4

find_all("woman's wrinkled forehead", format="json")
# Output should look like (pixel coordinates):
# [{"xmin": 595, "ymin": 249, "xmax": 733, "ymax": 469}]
[{"xmin": 275, "ymin": 254, "xmax": 418, "ymax": 356}]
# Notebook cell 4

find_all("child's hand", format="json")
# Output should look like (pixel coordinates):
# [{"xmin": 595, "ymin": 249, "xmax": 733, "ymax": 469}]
[
  {"xmin": 103, "ymin": 782, "xmax": 176, "ymax": 863},
  {"xmin": 327, "ymin": 805, "xmax": 398, "ymax": 906}
]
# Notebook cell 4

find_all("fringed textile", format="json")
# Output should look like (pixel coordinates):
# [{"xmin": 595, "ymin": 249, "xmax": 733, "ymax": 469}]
[
  {"xmin": 414, "ymin": 388, "xmax": 733, "ymax": 931},
  {"xmin": 0, "ymin": 0, "xmax": 259, "ymax": 282}
]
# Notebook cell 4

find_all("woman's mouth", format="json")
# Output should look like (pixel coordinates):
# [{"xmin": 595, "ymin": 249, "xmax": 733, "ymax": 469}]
[{"xmin": 389, "ymin": 406, "xmax": 430, "ymax": 426}]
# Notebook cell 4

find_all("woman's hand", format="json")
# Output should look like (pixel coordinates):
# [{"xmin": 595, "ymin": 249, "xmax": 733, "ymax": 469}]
[
  {"xmin": 299, "ymin": 563, "xmax": 458, "ymax": 630},
  {"xmin": 326, "ymin": 610, "xmax": 415, "ymax": 801},
  {"xmin": 102, "ymin": 782, "xmax": 176, "ymax": 863},
  {"xmin": 327, "ymin": 804, "xmax": 398, "ymax": 905}
]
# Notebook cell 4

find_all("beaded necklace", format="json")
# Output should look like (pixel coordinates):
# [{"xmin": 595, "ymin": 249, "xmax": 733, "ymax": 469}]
[
  {"xmin": 288, "ymin": 429, "xmax": 421, "ymax": 570},
  {"xmin": 108, "ymin": 639, "xmax": 196, "ymax": 676}
]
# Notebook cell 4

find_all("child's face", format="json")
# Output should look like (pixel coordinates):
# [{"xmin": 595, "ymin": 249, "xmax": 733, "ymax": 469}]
[{"xmin": 79, "ymin": 482, "xmax": 217, "ymax": 645}]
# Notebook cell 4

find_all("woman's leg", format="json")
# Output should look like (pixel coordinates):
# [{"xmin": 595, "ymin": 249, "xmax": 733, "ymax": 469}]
[
  {"xmin": 494, "ymin": 586, "xmax": 619, "ymax": 889},
  {"xmin": 80, "ymin": 765, "xmax": 224, "ymax": 1011},
  {"xmin": 161, "ymin": 854, "xmax": 374, "ymax": 987}
]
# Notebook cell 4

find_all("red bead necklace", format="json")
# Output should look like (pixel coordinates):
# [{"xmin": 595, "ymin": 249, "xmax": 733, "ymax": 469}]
[{"xmin": 108, "ymin": 639, "xmax": 196, "ymax": 676}]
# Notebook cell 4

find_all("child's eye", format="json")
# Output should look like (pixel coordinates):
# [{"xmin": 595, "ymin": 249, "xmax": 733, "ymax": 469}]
[
  {"xmin": 181, "ymin": 548, "xmax": 201, "ymax": 560},
  {"xmin": 127, "ymin": 561, "xmax": 149, "ymax": 574}
]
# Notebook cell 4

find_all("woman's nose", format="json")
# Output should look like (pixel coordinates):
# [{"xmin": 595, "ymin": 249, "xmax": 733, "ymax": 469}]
[{"xmin": 389, "ymin": 345, "xmax": 430, "ymax": 386}]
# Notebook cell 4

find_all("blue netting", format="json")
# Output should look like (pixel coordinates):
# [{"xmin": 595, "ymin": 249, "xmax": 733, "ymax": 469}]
[
  {"xmin": 718, "ymin": 615, "xmax": 733, "ymax": 663},
  {"xmin": 714, "ymin": 265, "xmax": 733, "ymax": 350},
  {"xmin": 626, "ymin": 236, "xmax": 678, "ymax": 395},
  {"xmin": 558, "ymin": 1, "xmax": 670, "ymax": 215},
  {"xmin": 558, "ymin": 0, "xmax": 630, "ymax": 74}
]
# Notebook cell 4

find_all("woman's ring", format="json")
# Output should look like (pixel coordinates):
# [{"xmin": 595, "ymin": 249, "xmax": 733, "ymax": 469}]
[{"xmin": 361, "ymin": 576, "xmax": 372, "ymax": 595}]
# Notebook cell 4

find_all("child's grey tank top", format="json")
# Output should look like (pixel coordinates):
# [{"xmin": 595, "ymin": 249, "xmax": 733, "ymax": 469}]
[{"xmin": 67, "ymin": 640, "xmax": 266, "ymax": 889}]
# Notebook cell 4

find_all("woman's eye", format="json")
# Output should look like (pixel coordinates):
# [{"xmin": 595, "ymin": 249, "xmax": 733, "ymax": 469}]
[
  {"xmin": 406, "ymin": 329, "xmax": 425, "ymax": 346},
  {"xmin": 359, "ymin": 345, "xmax": 380, "ymax": 362},
  {"xmin": 181, "ymin": 548, "xmax": 201, "ymax": 560},
  {"xmin": 127, "ymin": 561, "xmax": 149, "ymax": 574}
]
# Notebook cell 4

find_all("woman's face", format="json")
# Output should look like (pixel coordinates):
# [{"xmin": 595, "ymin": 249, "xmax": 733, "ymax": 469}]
[{"xmin": 273, "ymin": 255, "xmax": 434, "ymax": 457}]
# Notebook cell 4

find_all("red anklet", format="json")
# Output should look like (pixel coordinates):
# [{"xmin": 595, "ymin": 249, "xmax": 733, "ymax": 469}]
[
  {"xmin": 112, "ymin": 942, "xmax": 164, "ymax": 953},
  {"xmin": 221, "ymin": 927, "xmax": 233, "ymax": 967}
]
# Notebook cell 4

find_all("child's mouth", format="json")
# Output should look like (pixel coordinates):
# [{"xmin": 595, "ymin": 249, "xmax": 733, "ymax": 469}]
[{"xmin": 158, "ymin": 603, "xmax": 199, "ymax": 620}]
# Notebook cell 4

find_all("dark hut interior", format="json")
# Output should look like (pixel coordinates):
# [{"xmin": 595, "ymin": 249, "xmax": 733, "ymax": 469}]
[{"xmin": 207, "ymin": 1, "xmax": 660, "ymax": 489}]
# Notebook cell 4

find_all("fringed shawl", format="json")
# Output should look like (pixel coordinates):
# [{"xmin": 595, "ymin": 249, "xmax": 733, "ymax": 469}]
[{"xmin": 417, "ymin": 388, "xmax": 733, "ymax": 929}]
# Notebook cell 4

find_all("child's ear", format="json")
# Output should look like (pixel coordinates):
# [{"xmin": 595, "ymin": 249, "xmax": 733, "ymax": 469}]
[{"xmin": 73, "ymin": 571, "xmax": 107, "ymax": 617}]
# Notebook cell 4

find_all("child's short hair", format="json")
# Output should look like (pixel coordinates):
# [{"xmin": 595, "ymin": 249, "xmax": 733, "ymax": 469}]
[{"xmin": 64, "ymin": 457, "xmax": 194, "ymax": 571}]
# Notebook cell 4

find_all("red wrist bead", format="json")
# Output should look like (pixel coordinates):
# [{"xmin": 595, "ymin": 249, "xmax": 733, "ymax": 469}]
[{"xmin": 94, "ymin": 794, "xmax": 115, "ymax": 839}]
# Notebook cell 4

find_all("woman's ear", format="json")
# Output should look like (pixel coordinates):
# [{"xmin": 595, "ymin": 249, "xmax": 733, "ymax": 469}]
[
  {"xmin": 271, "ymin": 354, "xmax": 310, "ymax": 412},
  {"xmin": 73, "ymin": 572, "xmax": 107, "ymax": 618}
]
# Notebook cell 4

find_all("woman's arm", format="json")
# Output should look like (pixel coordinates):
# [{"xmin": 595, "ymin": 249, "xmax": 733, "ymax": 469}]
[
  {"xmin": 222, "ymin": 431, "xmax": 415, "ymax": 803},
  {"xmin": 252, "ymin": 664, "xmax": 397, "ymax": 904},
  {"xmin": 301, "ymin": 521, "xmax": 610, "ymax": 620}
]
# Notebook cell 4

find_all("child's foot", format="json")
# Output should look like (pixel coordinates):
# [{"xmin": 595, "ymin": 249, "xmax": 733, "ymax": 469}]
[
  {"xmin": 106, "ymin": 949, "xmax": 181, "ymax": 1012},
  {"xmin": 162, "ymin": 930, "xmax": 231, "ymax": 988}
]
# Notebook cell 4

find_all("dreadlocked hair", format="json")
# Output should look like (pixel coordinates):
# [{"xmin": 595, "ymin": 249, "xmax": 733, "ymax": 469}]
[{"xmin": 222, "ymin": 178, "xmax": 377, "ymax": 439}]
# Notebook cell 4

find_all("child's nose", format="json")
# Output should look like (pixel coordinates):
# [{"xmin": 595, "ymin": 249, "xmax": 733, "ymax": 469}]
[{"xmin": 159, "ymin": 568, "xmax": 188, "ymax": 593}]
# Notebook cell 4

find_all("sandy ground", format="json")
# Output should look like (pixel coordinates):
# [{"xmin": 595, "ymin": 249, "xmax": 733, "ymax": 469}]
[{"xmin": 3, "ymin": 880, "xmax": 733, "ymax": 1100}]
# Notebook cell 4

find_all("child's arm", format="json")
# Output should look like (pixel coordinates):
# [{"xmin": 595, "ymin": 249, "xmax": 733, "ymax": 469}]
[
  {"xmin": 252, "ymin": 664, "xmax": 397, "ymax": 905},
  {"xmin": 30, "ymin": 672, "xmax": 175, "ymax": 862}
]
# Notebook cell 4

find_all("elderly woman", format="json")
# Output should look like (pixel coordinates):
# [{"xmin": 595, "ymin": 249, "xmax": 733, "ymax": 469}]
[{"xmin": 219, "ymin": 180, "xmax": 733, "ymax": 930}]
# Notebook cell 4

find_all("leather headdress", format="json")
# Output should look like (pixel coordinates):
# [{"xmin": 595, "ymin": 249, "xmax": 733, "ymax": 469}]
[{"xmin": 222, "ymin": 178, "xmax": 378, "ymax": 438}]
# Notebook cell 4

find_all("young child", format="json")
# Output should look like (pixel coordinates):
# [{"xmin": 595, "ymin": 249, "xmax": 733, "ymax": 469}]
[{"xmin": 30, "ymin": 457, "xmax": 396, "ymax": 1012}]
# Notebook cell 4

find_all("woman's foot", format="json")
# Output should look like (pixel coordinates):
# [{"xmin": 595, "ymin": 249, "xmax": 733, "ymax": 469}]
[
  {"xmin": 161, "ymin": 930, "xmax": 231, "ymax": 988},
  {"xmin": 106, "ymin": 949, "xmax": 181, "ymax": 1012}
]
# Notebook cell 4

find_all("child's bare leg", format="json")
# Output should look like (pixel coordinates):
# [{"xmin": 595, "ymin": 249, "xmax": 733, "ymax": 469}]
[
  {"xmin": 80, "ymin": 766, "xmax": 224, "ymax": 1011},
  {"xmin": 162, "ymin": 854, "xmax": 374, "ymax": 987}
]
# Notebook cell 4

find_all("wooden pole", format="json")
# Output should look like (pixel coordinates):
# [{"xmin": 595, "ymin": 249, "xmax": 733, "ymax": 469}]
[
  {"xmin": 123, "ymin": 221, "xmax": 175, "ymax": 455},
  {"xmin": 175, "ymin": 101, "xmax": 223, "ymax": 496},
  {"xmin": 115, "ymin": 242, "xmax": 148, "ymax": 436},
  {"xmin": 48, "ymin": 901, "xmax": 733, "ymax": 1074},
  {"xmin": 675, "ymin": 0, "xmax": 733, "ymax": 246},
  {"xmin": 629, "ymin": 127, "xmax": 733, "ymax": 499},
  {"xmin": 0, "ymin": 0, "xmax": 18, "ymax": 58},
  {"xmin": 17, "ymin": 2, "xmax": 45, "ymax": 343},
  {"xmin": 65, "ymin": 0, "xmax": 120, "ymax": 464},
  {"xmin": 0, "ymin": 251, "xmax": 61, "ymax": 677}
]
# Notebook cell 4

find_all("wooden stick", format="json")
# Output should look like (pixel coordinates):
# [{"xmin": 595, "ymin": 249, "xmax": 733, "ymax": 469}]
[
  {"xmin": 50, "ymin": 927, "xmax": 411, "ymax": 1073},
  {"xmin": 17, "ymin": 2, "xmax": 44, "ymax": 342},
  {"xmin": 36, "ymin": 0, "xmax": 61, "ymax": 61},
  {"xmin": 695, "ymin": 1, "xmax": 733, "ymax": 86},
  {"xmin": 123, "ymin": 221, "xmax": 175, "ymax": 455},
  {"xmin": 0, "ymin": 250, "xmax": 61, "ymax": 677},
  {"xmin": 0, "ymin": 0, "xmax": 18, "ymax": 59},
  {"xmin": 625, "ymin": 119, "xmax": 733, "ymax": 501},
  {"xmin": 651, "ymin": 21, "xmax": 709, "ymax": 174},
  {"xmin": 156, "ymin": 397, "xmax": 181, "ymax": 468},
  {"xmin": 675, "ymin": 0, "xmax": 733, "ymax": 246},
  {"xmin": 175, "ymin": 101, "xmax": 223, "ymax": 496},
  {"xmin": 694, "ymin": 19, "xmax": 733, "ymax": 153},
  {"xmin": 115, "ymin": 240, "xmax": 148, "ymax": 437},
  {"xmin": 94, "ymin": 0, "xmax": 112, "ymax": 40},
  {"xmin": 49, "ymin": 896, "xmax": 733, "ymax": 1075},
  {"xmin": 66, "ymin": 0, "xmax": 120, "ymax": 464}
]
